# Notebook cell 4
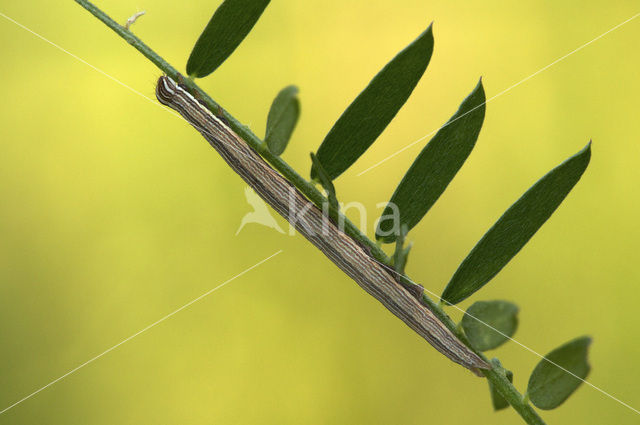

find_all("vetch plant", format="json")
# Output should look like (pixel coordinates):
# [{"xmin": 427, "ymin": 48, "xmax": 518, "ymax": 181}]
[{"xmin": 75, "ymin": 1, "xmax": 594, "ymax": 423}]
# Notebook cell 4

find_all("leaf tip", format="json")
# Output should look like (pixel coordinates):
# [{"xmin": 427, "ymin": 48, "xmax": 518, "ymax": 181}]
[
  {"xmin": 425, "ymin": 22, "xmax": 434, "ymax": 40},
  {"xmin": 574, "ymin": 141, "xmax": 592, "ymax": 169},
  {"xmin": 474, "ymin": 77, "xmax": 485, "ymax": 96},
  {"xmin": 578, "ymin": 335, "xmax": 593, "ymax": 348}
]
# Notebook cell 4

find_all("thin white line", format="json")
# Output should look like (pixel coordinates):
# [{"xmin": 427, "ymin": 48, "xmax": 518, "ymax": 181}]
[
  {"xmin": 356, "ymin": 11, "xmax": 640, "ymax": 176},
  {"xmin": 1, "ymin": 6, "xmax": 637, "ymax": 417},
  {"xmin": 0, "ymin": 10, "xmax": 283, "ymax": 184},
  {"xmin": 371, "ymin": 257, "xmax": 640, "ymax": 415},
  {"xmin": 0, "ymin": 11, "xmax": 168, "ymax": 110},
  {"xmin": 0, "ymin": 10, "xmax": 286, "ymax": 177},
  {"xmin": 0, "ymin": 10, "xmax": 292, "ymax": 418},
  {"xmin": 0, "ymin": 250, "xmax": 283, "ymax": 415}
]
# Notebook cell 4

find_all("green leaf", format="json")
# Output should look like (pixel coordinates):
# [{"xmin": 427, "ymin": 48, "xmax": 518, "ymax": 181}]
[
  {"xmin": 375, "ymin": 80, "xmax": 485, "ymax": 242},
  {"xmin": 310, "ymin": 153, "xmax": 339, "ymax": 213},
  {"xmin": 312, "ymin": 24, "xmax": 434, "ymax": 181},
  {"xmin": 265, "ymin": 85, "xmax": 300, "ymax": 156},
  {"xmin": 186, "ymin": 0, "xmax": 270, "ymax": 78},
  {"xmin": 488, "ymin": 359, "xmax": 513, "ymax": 411},
  {"xmin": 527, "ymin": 336, "xmax": 592, "ymax": 410},
  {"xmin": 441, "ymin": 142, "xmax": 591, "ymax": 304},
  {"xmin": 461, "ymin": 300, "xmax": 518, "ymax": 351}
]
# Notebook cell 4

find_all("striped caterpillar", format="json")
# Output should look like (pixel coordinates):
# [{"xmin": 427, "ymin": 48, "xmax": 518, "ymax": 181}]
[{"xmin": 155, "ymin": 75, "xmax": 490, "ymax": 374}]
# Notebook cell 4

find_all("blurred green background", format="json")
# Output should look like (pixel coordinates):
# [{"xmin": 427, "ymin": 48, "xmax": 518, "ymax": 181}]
[{"xmin": 0, "ymin": 1, "xmax": 639, "ymax": 424}]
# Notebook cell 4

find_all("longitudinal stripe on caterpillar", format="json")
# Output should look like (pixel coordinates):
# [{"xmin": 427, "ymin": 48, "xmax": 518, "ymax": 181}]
[{"xmin": 155, "ymin": 75, "xmax": 490, "ymax": 373}]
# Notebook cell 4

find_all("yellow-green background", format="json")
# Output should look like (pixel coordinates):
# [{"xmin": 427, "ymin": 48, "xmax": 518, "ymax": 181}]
[{"xmin": 0, "ymin": 1, "xmax": 638, "ymax": 423}]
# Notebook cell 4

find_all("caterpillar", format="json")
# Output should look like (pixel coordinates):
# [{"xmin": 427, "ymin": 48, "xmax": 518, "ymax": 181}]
[{"xmin": 155, "ymin": 75, "xmax": 490, "ymax": 374}]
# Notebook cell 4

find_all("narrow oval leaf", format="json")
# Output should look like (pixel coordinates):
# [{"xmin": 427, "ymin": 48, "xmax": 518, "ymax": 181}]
[
  {"xmin": 527, "ymin": 336, "xmax": 592, "ymax": 410},
  {"xmin": 462, "ymin": 300, "xmax": 518, "ymax": 351},
  {"xmin": 441, "ymin": 142, "xmax": 591, "ymax": 304},
  {"xmin": 265, "ymin": 85, "xmax": 300, "ymax": 155},
  {"xmin": 186, "ymin": 0, "xmax": 270, "ymax": 78},
  {"xmin": 488, "ymin": 359, "xmax": 513, "ymax": 411},
  {"xmin": 375, "ymin": 80, "xmax": 485, "ymax": 242},
  {"xmin": 311, "ymin": 24, "xmax": 434, "ymax": 181}
]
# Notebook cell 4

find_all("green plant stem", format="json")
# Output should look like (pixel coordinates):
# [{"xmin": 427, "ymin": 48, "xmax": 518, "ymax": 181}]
[
  {"xmin": 430, "ymin": 302, "xmax": 544, "ymax": 424},
  {"xmin": 74, "ymin": 1, "xmax": 545, "ymax": 423},
  {"xmin": 76, "ymin": 0, "xmax": 382, "ymax": 257}
]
